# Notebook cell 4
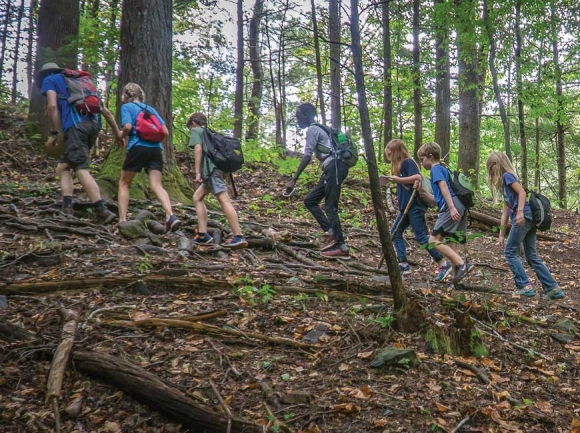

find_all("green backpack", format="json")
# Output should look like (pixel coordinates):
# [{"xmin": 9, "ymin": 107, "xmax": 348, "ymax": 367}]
[{"xmin": 313, "ymin": 123, "xmax": 359, "ymax": 167}]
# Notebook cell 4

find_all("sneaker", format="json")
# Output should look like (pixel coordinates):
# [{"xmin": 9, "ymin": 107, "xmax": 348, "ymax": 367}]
[
  {"xmin": 193, "ymin": 233, "xmax": 214, "ymax": 245},
  {"xmin": 165, "ymin": 215, "xmax": 181, "ymax": 233},
  {"xmin": 398, "ymin": 262, "xmax": 411, "ymax": 275},
  {"xmin": 222, "ymin": 236, "xmax": 248, "ymax": 250},
  {"xmin": 451, "ymin": 262, "xmax": 474, "ymax": 284},
  {"xmin": 95, "ymin": 208, "xmax": 116, "ymax": 225},
  {"xmin": 321, "ymin": 246, "xmax": 351, "ymax": 260},
  {"xmin": 320, "ymin": 235, "xmax": 337, "ymax": 252},
  {"xmin": 515, "ymin": 284, "xmax": 536, "ymax": 297},
  {"xmin": 62, "ymin": 204, "xmax": 75, "ymax": 218},
  {"xmin": 434, "ymin": 263, "xmax": 453, "ymax": 282},
  {"xmin": 543, "ymin": 287, "xmax": 565, "ymax": 300}
]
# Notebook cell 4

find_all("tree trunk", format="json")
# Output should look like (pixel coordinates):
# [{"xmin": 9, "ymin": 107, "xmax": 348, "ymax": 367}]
[
  {"xmin": 26, "ymin": 0, "xmax": 38, "ymax": 97},
  {"xmin": 483, "ymin": 0, "xmax": 510, "ymax": 160},
  {"xmin": 433, "ymin": 0, "xmax": 450, "ymax": 163},
  {"xmin": 0, "ymin": 0, "xmax": 13, "ymax": 86},
  {"xmin": 245, "ymin": 0, "xmax": 264, "ymax": 141},
  {"xmin": 28, "ymin": 0, "xmax": 79, "ymax": 144},
  {"xmin": 455, "ymin": 0, "xmax": 480, "ymax": 186},
  {"xmin": 349, "ymin": 0, "xmax": 406, "ymax": 316},
  {"xmin": 381, "ymin": 0, "xmax": 393, "ymax": 162},
  {"xmin": 412, "ymin": 0, "xmax": 422, "ymax": 162},
  {"xmin": 233, "ymin": 0, "xmax": 244, "ymax": 139},
  {"xmin": 551, "ymin": 4, "xmax": 566, "ymax": 209},
  {"xmin": 514, "ymin": 0, "xmax": 527, "ymax": 189},
  {"xmin": 310, "ymin": 0, "xmax": 326, "ymax": 124},
  {"xmin": 10, "ymin": 0, "xmax": 25, "ymax": 103},
  {"xmin": 329, "ymin": 0, "xmax": 341, "ymax": 129},
  {"xmin": 264, "ymin": 12, "xmax": 283, "ymax": 148},
  {"xmin": 534, "ymin": 117, "xmax": 540, "ymax": 191}
]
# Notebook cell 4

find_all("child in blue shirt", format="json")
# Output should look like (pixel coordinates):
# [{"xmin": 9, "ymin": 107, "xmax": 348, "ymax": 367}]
[
  {"xmin": 417, "ymin": 142, "xmax": 473, "ymax": 283},
  {"xmin": 486, "ymin": 151, "xmax": 564, "ymax": 299}
]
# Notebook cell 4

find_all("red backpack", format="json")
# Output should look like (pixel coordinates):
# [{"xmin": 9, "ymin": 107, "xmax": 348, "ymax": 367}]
[
  {"xmin": 61, "ymin": 69, "xmax": 102, "ymax": 116},
  {"xmin": 133, "ymin": 103, "xmax": 165, "ymax": 142}
]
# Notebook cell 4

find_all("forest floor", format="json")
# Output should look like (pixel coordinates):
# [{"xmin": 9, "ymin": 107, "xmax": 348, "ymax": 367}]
[{"xmin": 1, "ymin": 105, "xmax": 579, "ymax": 433}]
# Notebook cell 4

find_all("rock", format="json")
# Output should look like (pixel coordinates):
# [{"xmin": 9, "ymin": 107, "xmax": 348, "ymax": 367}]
[
  {"xmin": 133, "ymin": 210, "xmax": 155, "ymax": 222},
  {"xmin": 370, "ymin": 347, "xmax": 420, "ymax": 369},
  {"xmin": 0, "ymin": 295, "xmax": 8, "ymax": 310},
  {"xmin": 302, "ymin": 322, "xmax": 331, "ymax": 344},
  {"xmin": 370, "ymin": 275, "xmax": 391, "ymax": 284},
  {"xmin": 550, "ymin": 333, "xmax": 575, "ymax": 344},
  {"xmin": 147, "ymin": 219, "xmax": 166, "ymax": 235},
  {"xmin": 64, "ymin": 395, "xmax": 83, "ymax": 419},
  {"xmin": 133, "ymin": 281, "xmax": 151, "ymax": 296},
  {"xmin": 280, "ymin": 391, "xmax": 313, "ymax": 404},
  {"xmin": 553, "ymin": 319, "xmax": 578, "ymax": 334},
  {"xmin": 118, "ymin": 220, "xmax": 149, "ymax": 239}
]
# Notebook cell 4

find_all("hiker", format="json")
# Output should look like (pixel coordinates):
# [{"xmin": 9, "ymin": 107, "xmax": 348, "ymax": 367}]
[
  {"xmin": 285, "ymin": 103, "xmax": 350, "ymax": 259},
  {"xmin": 116, "ymin": 83, "xmax": 181, "ymax": 233},
  {"xmin": 37, "ymin": 62, "xmax": 121, "ymax": 224},
  {"xmin": 417, "ymin": 142, "xmax": 473, "ymax": 283},
  {"xmin": 380, "ymin": 139, "xmax": 449, "ymax": 280},
  {"xmin": 486, "ymin": 152, "xmax": 564, "ymax": 299},
  {"xmin": 187, "ymin": 112, "xmax": 247, "ymax": 249}
]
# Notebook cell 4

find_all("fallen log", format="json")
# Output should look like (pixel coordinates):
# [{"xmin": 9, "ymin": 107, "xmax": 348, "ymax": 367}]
[
  {"xmin": 72, "ymin": 351, "xmax": 260, "ymax": 433},
  {"xmin": 469, "ymin": 210, "xmax": 560, "ymax": 242},
  {"xmin": 0, "ymin": 320, "xmax": 36, "ymax": 342}
]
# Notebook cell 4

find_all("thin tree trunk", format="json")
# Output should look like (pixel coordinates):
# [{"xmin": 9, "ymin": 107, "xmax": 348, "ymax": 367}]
[
  {"xmin": 381, "ymin": 0, "xmax": 392, "ymax": 162},
  {"xmin": 10, "ymin": 0, "xmax": 25, "ymax": 103},
  {"xmin": 514, "ymin": 0, "xmax": 527, "ymax": 189},
  {"xmin": 264, "ymin": 13, "xmax": 283, "ymax": 148},
  {"xmin": 551, "ymin": 4, "xmax": 565, "ymax": 209},
  {"xmin": 483, "ymin": 0, "xmax": 510, "ymax": 159},
  {"xmin": 103, "ymin": 0, "xmax": 120, "ymax": 109},
  {"xmin": 329, "ymin": 0, "xmax": 341, "ymax": 129},
  {"xmin": 310, "ymin": 0, "xmax": 326, "ymax": 124},
  {"xmin": 349, "ymin": 0, "xmax": 405, "ymax": 311},
  {"xmin": 0, "ymin": 0, "xmax": 12, "ymax": 85},
  {"xmin": 412, "ymin": 0, "xmax": 421, "ymax": 162},
  {"xmin": 233, "ymin": 0, "xmax": 244, "ymax": 139},
  {"xmin": 279, "ymin": 0, "xmax": 289, "ymax": 147},
  {"xmin": 434, "ymin": 0, "xmax": 450, "ymax": 163},
  {"xmin": 26, "ymin": 0, "xmax": 38, "ymax": 97},
  {"xmin": 535, "ymin": 117, "xmax": 540, "ymax": 191},
  {"xmin": 246, "ymin": 0, "xmax": 264, "ymax": 141}
]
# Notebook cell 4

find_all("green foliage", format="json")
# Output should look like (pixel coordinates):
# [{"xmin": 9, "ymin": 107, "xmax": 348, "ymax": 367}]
[{"xmin": 368, "ymin": 314, "xmax": 395, "ymax": 329}]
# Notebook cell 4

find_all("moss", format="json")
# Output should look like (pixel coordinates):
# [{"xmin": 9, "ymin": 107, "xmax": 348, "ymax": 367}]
[
  {"xmin": 469, "ymin": 329, "xmax": 488, "ymax": 358},
  {"xmin": 425, "ymin": 328, "xmax": 452, "ymax": 355}
]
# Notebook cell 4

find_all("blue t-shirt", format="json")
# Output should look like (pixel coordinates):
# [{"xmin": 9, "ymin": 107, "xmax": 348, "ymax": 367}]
[
  {"xmin": 430, "ymin": 164, "xmax": 456, "ymax": 211},
  {"xmin": 397, "ymin": 158, "xmax": 422, "ymax": 212},
  {"xmin": 502, "ymin": 172, "xmax": 533, "ymax": 222},
  {"xmin": 120, "ymin": 102, "xmax": 165, "ymax": 152},
  {"xmin": 41, "ymin": 73, "xmax": 97, "ymax": 132}
]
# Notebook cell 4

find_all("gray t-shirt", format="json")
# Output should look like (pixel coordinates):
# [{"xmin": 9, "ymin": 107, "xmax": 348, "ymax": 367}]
[{"xmin": 304, "ymin": 124, "xmax": 334, "ymax": 168}]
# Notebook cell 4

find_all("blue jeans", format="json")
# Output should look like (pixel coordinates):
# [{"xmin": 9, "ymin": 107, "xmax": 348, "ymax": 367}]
[
  {"xmin": 391, "ymin": 203, "xmax": 444, "ymax": 263},
  {"xmin": 504, "ymin": 218, "xmax": 558, "ymax": 292}
]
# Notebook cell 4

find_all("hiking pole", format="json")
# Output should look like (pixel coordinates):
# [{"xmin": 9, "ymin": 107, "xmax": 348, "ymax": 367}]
[{"xmin": 378, "ymin": 187, "xmax": 418, "ymax": 269}]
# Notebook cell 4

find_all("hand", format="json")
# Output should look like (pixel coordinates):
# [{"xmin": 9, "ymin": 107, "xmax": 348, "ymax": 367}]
[
  {"xmin": 115, "ymin": 131, "xmax": 125, "ymax": 147},
  {"xmin": 379, "ymin": 175, "xmax": 390, "ymax": 187},
  {"xmin": 498, "ymin": 234, "xmax": 505, "ymax": 248},
  {"xmin": 450, "ymin": 206, "xmax": 461, "ymax": 221},
  {"xmin": 195, "ymin": 173, "xmax": 203, "ymax": 184},
  {"xmin": 413, "ymin": 179, "xmax": 422, "ymax": 190},
  {"xmin": 515, "ymin": 211, "xmax": 524, "ymax": 227},
  {"xmin": 46, "ymin": 135, "xmax": 58, "ymax": 148},
  {"xmin": 286, "ymin": 179, "xmax": 296, "ymax": 193}
]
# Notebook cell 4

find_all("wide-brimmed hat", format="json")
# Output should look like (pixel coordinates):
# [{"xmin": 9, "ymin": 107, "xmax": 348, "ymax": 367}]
[{"xmin": 34, "ymin": 62, "xmax": 64, "ymax": 88}]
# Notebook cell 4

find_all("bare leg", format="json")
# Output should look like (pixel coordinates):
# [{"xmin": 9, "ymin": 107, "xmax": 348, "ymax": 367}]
[
  {"xmin": 149, "ymin": 170, "xmax": 173, "ymax": 219},
  {"xmin": 74, "ymin": 168, "xmax": 103, "ymax": 202},
  {"xmin": 215, "ymin": 191, "xmax": 242, "ymax": 236},
  {"xmin": 193, "ymin": 184, "xmax": 211, "ymax": 233},
  {"xmin": 430, "ymin": 234, "xmax": 464, "ymax": 267},
  {"xmin": 118, "ymin": 170, "xmax": 137, "ymax": 222},
  {"xmin": 56, "ymin": 163, "xmax": 75, "ymax": 198}
]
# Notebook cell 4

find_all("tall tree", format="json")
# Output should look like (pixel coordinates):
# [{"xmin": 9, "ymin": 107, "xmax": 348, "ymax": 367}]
[
  {"xmin": 349, "ymin": 0, "xmax": 406, "ymax": 315},
  {"xmin": 381, "ymin": 0, "xmax": 392, "ymax": 161},
  {"xmin": 329, "ymin": 0, "xmax": 341, "ymax": 129},
  {"xmin": 433, "ymin": 0, "xmax": 450, "ymax": 163},
  {"xmin": 310, "ymin": 0, "xmax": 326, "ymax": 124},
  {"xmin": 411, "ymin": 0, "xmax": 422, "ymax": 161},
  {"xmin": 26, "ymin": 0, "xmax": 38, "ymax": 96},
  {"xmin": 233, "ymin": 0, "xmax": 244, "ymax": 139},
  {"xmin": 0, "ymin": 0, "xmax": 13, "ymax": 86},
  {"xmin": 28, "ymin": 0, "xmax": 80, "ymax": 142},
  {"xmin": 514, "ymin": 0, "xmax": 527, "ymax": 190},
  {"xmin": 246, "ymin": 0, "xmax": 264, "ymax": 140},
  {"xmin": 10, "ymin": 0, "xmax": 25, "ymax": 102}
]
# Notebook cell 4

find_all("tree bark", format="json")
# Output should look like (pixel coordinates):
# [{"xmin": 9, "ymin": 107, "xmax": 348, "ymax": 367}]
[
  {"xmin": 10, "ymin": 0, "xmax": 25, "ymax": 103},
  {"xmin": 0, "ymin": 0, "xmax": 13, "ymax": 86},
  {"xmin": 349, "ymin": 0, "xmax": 405, "ymax": 312},
  {"xmin": 433, "ymin": 0, "xmax": 450, "ymax": 163},
  {"xmin": 551, "ymin": 4, "xmax": 566, "ymax": 209},
  {"xmin": 233, "ymin": 0, "xmax": 244, "ymax": 139},
  {"xmin": 246, "ymin": 0, "xmax": 264, "ymax": 141},
  {"xmin": 310, "ymin": 0, "xmax": 326, "ymax": 124},
  {"xmin": 381, "ymin": 0, "xmax": 393, "ymax": 161},
  {"xmin": 329, "ymin": 0, "xmax": 341, "ymax": 129},
  {"xmin": 25, "ymin": 0, "xmax": 38, "ymax": 97},
  {"xmin": 514, "ymin": 0, "xmax": 527, "ymax": 190},
  {"xmin": 412, "ymin": 0, "xmax": 422, "ymax": 162}
]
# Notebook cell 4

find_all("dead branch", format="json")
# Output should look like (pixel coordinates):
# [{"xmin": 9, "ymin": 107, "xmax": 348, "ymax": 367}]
[
  {"xmin": 0, "ymin": 320, "xmax": 36, "ymax": 342},
  {"xmin": 209, "ymin": 379, "xmax": 233, "ymax": 433}
]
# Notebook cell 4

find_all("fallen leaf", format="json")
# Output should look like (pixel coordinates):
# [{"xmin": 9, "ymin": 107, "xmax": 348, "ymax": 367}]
[
  {"xmin": 435, "ymin": 402, "xmax": 450, "ymax": 413},
  {"xmin": 373, "ymin": 418, "xmax": 388, "ymax": 427},
  {"xmin": 534, "ymin": 400, "xmax": 552, "ymax": 413},
  {"xmin": 357, "ymin": 351, "xmax": 374, "ymax": 359}
]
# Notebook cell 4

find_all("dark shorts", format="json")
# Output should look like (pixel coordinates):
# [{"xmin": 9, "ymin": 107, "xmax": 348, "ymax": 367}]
[
  {"xmin": 60, "ymin": 121, "xmax": 99, "ymax": 170},
  {"xmin": 122, "ymin": 146, "xmax": 164, "ymax": 173},
  {"xmin": 432, "ymin": 196, "xmax": 468, "ymax": 244}
]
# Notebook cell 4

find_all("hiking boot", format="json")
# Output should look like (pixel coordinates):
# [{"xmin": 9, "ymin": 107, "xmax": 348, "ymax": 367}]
[
  {"xmin": 222, "ymin": 236, "xmax": 248, "ymax": 250},
  {"xmin": 515, "ymin": 284, "xmax": 536, "ymax": 297},
  {"xmin": 62, "ymin": 204, "xmax": 75, "ymax": 218},
  {"xmin": 451, "ymin": 262, "xmax": 474, "ymax": 284},
  {"xmin": 320, "ymin": 235, "xmax": 337, "ymax": 252},
  {"xmin": 95, "ymin": 208, "xmax": 116, "ymax": 225},
  {"xmin": 543, "ymin": 287, "xmax": 565, "ymax": 300},
  {"xmin": 193, "ymin": 233, "xmax": 214, "ymax": 245},
  {"xmin": 398, "ymin": 262, "xmax": 411, "ymax": 275},
  {"xmin": 165, "ymin": 215, "xmax": 181, "ymax": 233},
  {"xmin": 434, "ymin": 263, "xmax": 453, "ymax": 282},
  {"xmin": 321, "ymin": 246, "xmax": 351, "ymax": 260}
]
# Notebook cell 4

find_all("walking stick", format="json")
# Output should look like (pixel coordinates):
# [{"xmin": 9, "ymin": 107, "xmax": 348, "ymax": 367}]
[{"xmin": 378, "ymin": 187, "xmax": 418, "ymax": 269}]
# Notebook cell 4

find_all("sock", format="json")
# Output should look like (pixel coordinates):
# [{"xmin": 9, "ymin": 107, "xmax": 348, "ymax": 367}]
[
  {"xmin": 63, "ymin": 196, "xmax": 73, "ymax": 206},
  {"xmin": 197, "ymin": 232, "xmax": 207, "ymax": 237},
  {"xmin": 93, "ymin": 199, "xmax": 105, "ymax": 210}
]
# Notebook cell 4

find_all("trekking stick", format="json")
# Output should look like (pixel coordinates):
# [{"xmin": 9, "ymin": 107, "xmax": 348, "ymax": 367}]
[{"xmin": 378, "ymin": 187, "xmax": 418, "ymax": 269}]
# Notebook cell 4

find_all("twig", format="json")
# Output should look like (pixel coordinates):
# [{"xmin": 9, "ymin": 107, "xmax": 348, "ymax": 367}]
[
  {"xmin": 451, "ymin": 415, "xmax": 470, "ymax": 433},
  {"xmin": 53, "ymin": 399, "xmax": 61, "ymax": 433},
  {"xmin": 454, "ymin": 360, "xmax": 489, "ymax": 384},
  {"xmin": 81, "ymin": 305, "xmax": 136, "ymax": 329},
  {"xmin": 209, "ymin": 379, "xmax": 232, "ymax": 433},
  {"xmin": 208, "ymin": 338, "xmax": 242, "ymax": 376}
]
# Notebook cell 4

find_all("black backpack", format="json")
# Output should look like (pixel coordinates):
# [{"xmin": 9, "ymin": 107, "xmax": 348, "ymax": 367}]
[
  {"xmin": 528, "ymin": 191, "xmax": 552, "ymax": 231},
  {"xmin": 202, "ymin": 127, "xmax": 244, "ymax": 173},
  {"xmin": 313, "ymin": 123, "xmax": 358, "ymax": 167},
  {"xmin": 446, "ymin": 167, "xmax": 475, "ymax": 208}
]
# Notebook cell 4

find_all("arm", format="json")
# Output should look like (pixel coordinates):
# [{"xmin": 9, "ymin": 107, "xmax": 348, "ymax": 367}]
[
  {"xmin": 498, "ymin": 203, "xmax": 509, "ymax": 247},
  {"xmin": 510, "ymin": 181, "xmax": 527, "ymax": 227},
  {"xmin": 286, "ymin": 154, "xmax": 312, "ymax": 190},
  {"xmin": 438, "ymin": 180, "xmax": 461, "ymax": 221},
  {"xmin": 385, "ymin": 174, "xmax": 421, "ymax": 185},
  {"xmin": 45, "ymin": 90, "xmax": 60, "ymax": 147},
  {"xmin": 161, "ymin": 124, "xmax": 169, "ymax": 138},
  {"xmin": 100, "ymin": 106, "xmax": 123, "ymax": 145},
  {"xmin": 194, "ymin": 144, "xmax": 203, "ymax": 183}
]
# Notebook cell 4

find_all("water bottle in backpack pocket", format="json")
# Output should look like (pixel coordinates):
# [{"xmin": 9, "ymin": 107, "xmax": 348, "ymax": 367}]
[{"xmin": 313, "ymin": 123, "xmax": 358, "ymax": 167}]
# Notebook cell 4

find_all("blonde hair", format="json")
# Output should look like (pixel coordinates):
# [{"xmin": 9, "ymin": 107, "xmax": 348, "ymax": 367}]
[
  {"xmin": 386, "ymin": 139, "xmax": 412, "ymax": 176},
  {"xmin": 486, "ymin": 151, "xmax": 518, "ymax": 201},
  {"xmin": 417, "ymin": 142, "xmax": 441, "ymax": 160},
  {"xmin": 123, "ymin": 83, "xmax": 145, "ymax": 102}
]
